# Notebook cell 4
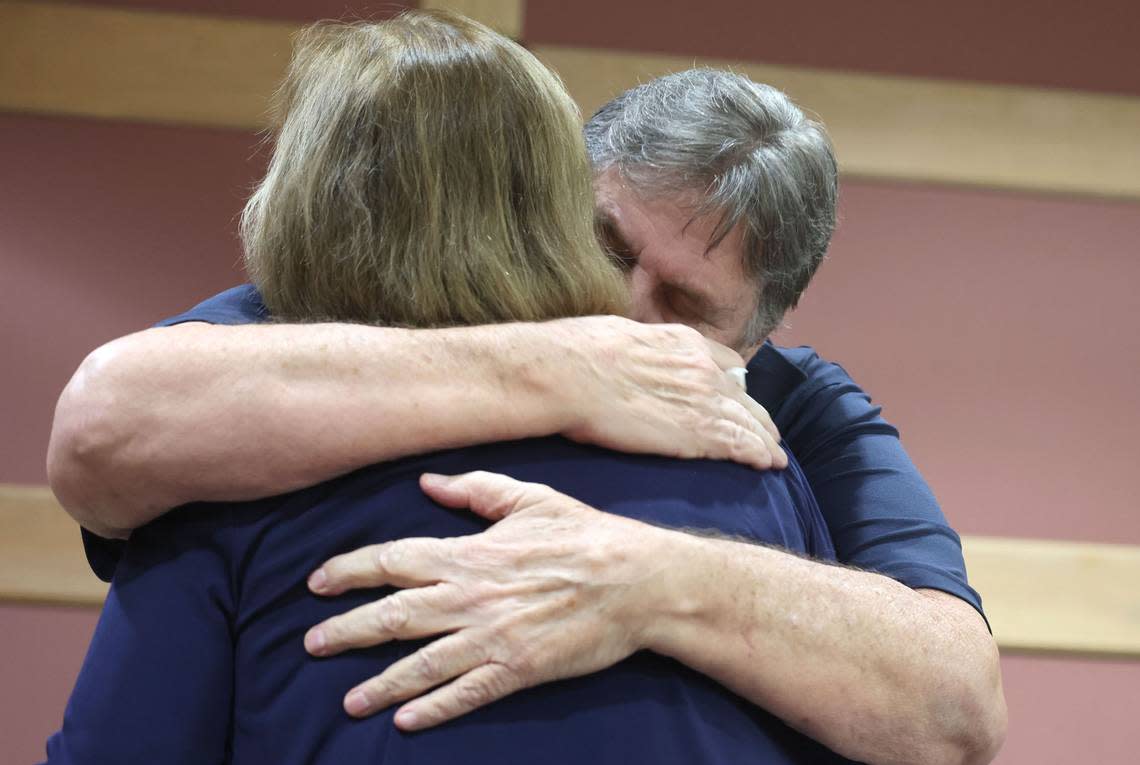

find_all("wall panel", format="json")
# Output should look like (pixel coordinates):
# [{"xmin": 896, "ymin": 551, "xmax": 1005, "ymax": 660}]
[
  {"xmin": 0, "ymin": 605, "xmax": 101, "ymax": 765},
  {"xmin": 4, "ymin": 3, "xmax": 1138, "ymax": 198},
  {"xmin": 527, "ymin": 0, "xmax": 1140, "ymax": 97},
  {"xmin": 773, "ymin": 180, "xmax": 1140, "ymax": 545}
]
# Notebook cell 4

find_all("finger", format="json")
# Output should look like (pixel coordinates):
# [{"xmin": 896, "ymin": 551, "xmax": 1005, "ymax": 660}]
[
  {"xmin": 343, "ymin": 632, "xmax": 487, "ymax": 719},
  {"xmin": 716, "ymin": 397, "xmax": 787, "ymax": 471},
  {"xmin": 392, "ymin": 661, "xmax": 527, "ymax": 731},
  {"xmin": 725, "ymin": 366, "xmax": 748, "ymax": 391},
  {"xmin": 310, "ymin": 537, "xmax": 451, "ymax": 595},
  {"xmin": 728, "ymin": 385, "xmax": 783, "ymax": 446},
  {"xmin": 421, "ymin": 471, "xmax": 557, "ymax": 522},
  {"xmin": 700, "ymin": 336, "xmax": 746, "ymax": 371},
  {"xmin": 305, "ymin": 583, "xmax": 464, "ymax": 657},
  {"xmin": 709, "ymin": 363, "xmax": 782, "ymax": 446}
]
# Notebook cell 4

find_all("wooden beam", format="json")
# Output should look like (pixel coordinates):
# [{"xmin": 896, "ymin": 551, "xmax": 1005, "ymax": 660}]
[
  {"xmin": 535, "ymin": 46, "xmax": 1140, "ymax": 201},
  {"xmin": 0, "ymin": 485, "xmax": 107, "ymax": 607},
  {"xmin": 2, "ymin": 484, "xmax": 1139, "ymax": 658},
  {"xmin": 0, "ymin": 2, "xmax": 294, "ymax": 129},
  {"xmin": 2, "ymin": 3, "xmax": 1138, "ymax": 199},
  {"xmin": 963, "ymin": 535, "xmax": 1140, "ymax": 657},
  {"xmin": 421, "ymin": 0, "xmax": 524, "ymax": 39}
]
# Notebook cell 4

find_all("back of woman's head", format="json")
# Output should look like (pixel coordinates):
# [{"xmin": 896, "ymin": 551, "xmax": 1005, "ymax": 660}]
[{"xmin": 241, "ymin": 10, "xmax": 627, "ymax": 326}]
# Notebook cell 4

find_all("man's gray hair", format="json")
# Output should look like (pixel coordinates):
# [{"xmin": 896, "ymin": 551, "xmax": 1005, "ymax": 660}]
[{"xmin": 585, "ymin": 69, "xmax": 839, "ymax": 343}]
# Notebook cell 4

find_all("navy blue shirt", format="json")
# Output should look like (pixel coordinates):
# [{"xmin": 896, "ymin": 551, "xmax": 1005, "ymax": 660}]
[
  {"xmin": 48, "ymin": 438, "xmax": 854, "ymax": 764},
  {"xmin": 85, "ymin": 284, "xmax": 981, "ymax": 618}
]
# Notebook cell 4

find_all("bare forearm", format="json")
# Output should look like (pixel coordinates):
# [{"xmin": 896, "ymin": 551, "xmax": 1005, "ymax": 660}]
[
  {"xmin": 49, "ymin": 315, "xmax": 784, "ymax": 537},
  {"xmin": 643, "ymin": 532, "xmax": 1006, "ymax": 765},
  {"xmin": 47, "ymin": 322, "xmax": 567, "ymax": 534}
]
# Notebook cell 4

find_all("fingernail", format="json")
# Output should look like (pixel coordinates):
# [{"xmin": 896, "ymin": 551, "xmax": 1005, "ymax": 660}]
[
  {"xmin": 726, "ymin": 366, "xmax": 748, "ymax": 390},
  {"xmin": 308, "ymin": 568, "xmax": 328, "ymax": 592},
  {"xmin": 345, "ymin": 690, "xmax": 371, "ymax": 716},
  {"xmin": 305, "ymin": 627, "xmax": 326, "ymax": 655},
  {"xmin": 421, "ymin": 473, "xmax": 454, "ymax": 489},
  {"xmin": 395, "ymin": 708, "xmax": 418, "ymax": 729}
]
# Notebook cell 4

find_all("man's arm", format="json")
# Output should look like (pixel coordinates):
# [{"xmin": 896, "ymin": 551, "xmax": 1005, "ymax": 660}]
[
  {"xmin": 305, "ymin": 472, "xmax": 1006, "ymax": 765},
  {"xmin": 48, "ymin": 317, "xmax": 783, "ymax": 537},
  {"xmin": 646, "ymin": 535, "xmax": 1005, "ymax": 765}
]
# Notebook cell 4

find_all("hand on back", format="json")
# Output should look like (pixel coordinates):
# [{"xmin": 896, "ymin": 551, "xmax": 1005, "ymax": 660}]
[{"xmin": 550, "ymin": 316, "xmax": 787, "ymax": 471}]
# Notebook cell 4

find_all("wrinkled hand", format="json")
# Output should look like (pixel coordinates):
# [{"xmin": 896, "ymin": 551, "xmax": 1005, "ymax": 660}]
[
  {"xmin": 550, "ymin": 316, "xmax": 786, "ymax": 470},
  {"xmin": 304, "ymin": 471, "xmax": 669, "ymax": 730}
]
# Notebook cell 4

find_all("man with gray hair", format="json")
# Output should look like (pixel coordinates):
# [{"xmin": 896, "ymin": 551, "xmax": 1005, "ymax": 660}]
[
  {"xmin": 587, "ymin": 69, "xmax": 838, "ymax": 347},
  {"xmin": 49, "ymin": 69, "xmax": 1005, "ymax": 765}
]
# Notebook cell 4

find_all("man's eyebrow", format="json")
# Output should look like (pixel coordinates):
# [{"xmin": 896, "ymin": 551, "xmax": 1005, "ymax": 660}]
[
  {"xmin": 595, "ymin": 211, "xmax": 637, "ymax": 252},
  {"xmin": 594, "ymin": 200, "xmax": 634, "ymax": 231},
  {"xmin": 593, "ymin": 207, "xmax": 619, "ymax": 231}
]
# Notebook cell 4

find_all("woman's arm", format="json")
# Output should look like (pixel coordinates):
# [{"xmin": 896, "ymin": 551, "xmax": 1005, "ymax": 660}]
[
  {"xmin": 42, "ymin": 509, "xmax": 235, "ymax": 764},
  {"xmin": 48, "ymin": 316, "xmax": 782, "ymax": 538}
]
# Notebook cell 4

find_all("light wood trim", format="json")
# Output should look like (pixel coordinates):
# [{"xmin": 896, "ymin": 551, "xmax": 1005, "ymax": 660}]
[
  {"xmin": 421, "ymin": 0, "xmax": 524, "ymax": 38},
  {"xmin": 0, "ymin": 485, "xmax": 107, "ymax": 607},
  {"xmin": 535, "ymin": 46, "xmax": 1140, "ymax": 201},
  {"xmin": 962, "ymin": 535, "xmax": 1140, "ymax": 657},
  {"xmin": 2, "ymin": 3, "xmax": 1138, "ymax": 199},
  {"xmin": 3, "ymin": 484, "xmax": 1139, "ymax": 657},
  {"xmin": 0, "ymin": 2, "xmax": 294, "ymax": 129}
]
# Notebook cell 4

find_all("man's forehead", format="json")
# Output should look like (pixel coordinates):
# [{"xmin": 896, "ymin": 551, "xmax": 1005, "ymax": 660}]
[
  {"xmin": 592, "ymin": 179, "xmax": 634, "ymax": 224},
  {"xmin": 596, "ymin": 191, "xmax": 707, "ymax": 238},
  {"xmin": 603, "ymin": 199, "xmax": 741, "ymax": 259}
]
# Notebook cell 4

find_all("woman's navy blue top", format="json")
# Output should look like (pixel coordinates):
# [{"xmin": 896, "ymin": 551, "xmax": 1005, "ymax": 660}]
[{"xmin": 45, "ymin": 439, "xmax": 855, "ymax": 764}]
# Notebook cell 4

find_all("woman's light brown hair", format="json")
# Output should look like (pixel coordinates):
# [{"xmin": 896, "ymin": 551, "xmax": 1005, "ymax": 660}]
[{"xmin": 241, "ymin": 10, "xmax": 627, "ymax": 326}]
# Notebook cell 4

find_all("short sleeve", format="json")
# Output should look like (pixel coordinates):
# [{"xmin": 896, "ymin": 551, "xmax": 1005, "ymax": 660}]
[
  {"xmin": 154, "ymin": 284, "xmax": 269, "ymax": 327},
  {"xmin": 754, "ymin": 345, "xmax": 985, "ymax": 622}
]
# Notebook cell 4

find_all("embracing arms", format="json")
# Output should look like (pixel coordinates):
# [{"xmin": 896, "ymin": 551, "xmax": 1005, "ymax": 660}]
[
  {"xmin": 48, "ymin": 298, "xmax": 1005, "ymax": 764},
  {"xmin": 647, "ymin": 534, "xmax": 1005, "ymax": 765},
  {"xmin": 48, "ymin": 316, "xmax": 782, "ymax": 537},
  {"xmin": 308, "ymin": 472, "xmax": 1006, "ymax": 765}
]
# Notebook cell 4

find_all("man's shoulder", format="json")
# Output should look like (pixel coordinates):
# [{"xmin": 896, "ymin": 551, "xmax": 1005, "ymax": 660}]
[
  {"xmin": 752, "ymin": 342, "xmax": 856, "ymax": 393},
  {"xmin": 747, "ymin": 342, "xmax": 881, "ymax": 437},
  {"xmin": 154, "ymin": 284, "xmax": 268, "ymax": 328}
]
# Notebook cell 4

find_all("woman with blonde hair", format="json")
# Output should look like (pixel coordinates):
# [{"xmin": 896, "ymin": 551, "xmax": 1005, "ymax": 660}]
[
  {"xmin": 43, "ymin": 11, "xmax": 844, "ymax": 765},
  {"xmin": 240, "ymin": 11, "xmax": 627, "ymax": 328}
]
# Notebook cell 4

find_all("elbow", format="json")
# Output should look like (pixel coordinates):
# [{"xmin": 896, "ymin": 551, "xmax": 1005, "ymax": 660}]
[
  {"xmin": 960, "ymin": 662, "xmax": 1007, "ymax": 765},
  {"xmin": 47, "ymin": 340, "xmax": 147, "ymax": 536},
  {"xmin": 930, "ymin": 639, "xmax": 1008, "ymax": 765},
  {"xmin": 937, "ymin": 694, "xmax": 1006, "ymax": 765}
]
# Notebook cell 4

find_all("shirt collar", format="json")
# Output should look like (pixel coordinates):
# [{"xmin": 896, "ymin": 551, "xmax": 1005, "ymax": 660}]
[{"xmin": 745, "ymin": 341, "xmax": 807, "ymax": 414}]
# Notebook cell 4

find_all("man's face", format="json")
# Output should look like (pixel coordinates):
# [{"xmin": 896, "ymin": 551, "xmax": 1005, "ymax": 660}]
[{"xmin": 593, "ymin": 171, "xmax": 762, "ymax": 357}]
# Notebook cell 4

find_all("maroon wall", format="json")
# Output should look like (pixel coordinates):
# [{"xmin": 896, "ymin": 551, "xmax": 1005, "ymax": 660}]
[
  {"xmin": 0, "ymin": 605, "xmax": 103, "ymax": 759},
  {"xmin": 775, "ymin": 181, "xmax": 1140, "ymax": 543},
  {"xmin": 3, "ymin": 1, "xmax": 1138, "ymax": 763},
  {"xmin": 1, "ymin": 114, "xmax": 262, "ymax": 485},
  {"xmin": 528, "ymin": 0, "xmax": 1140, "ymax": 96}
]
